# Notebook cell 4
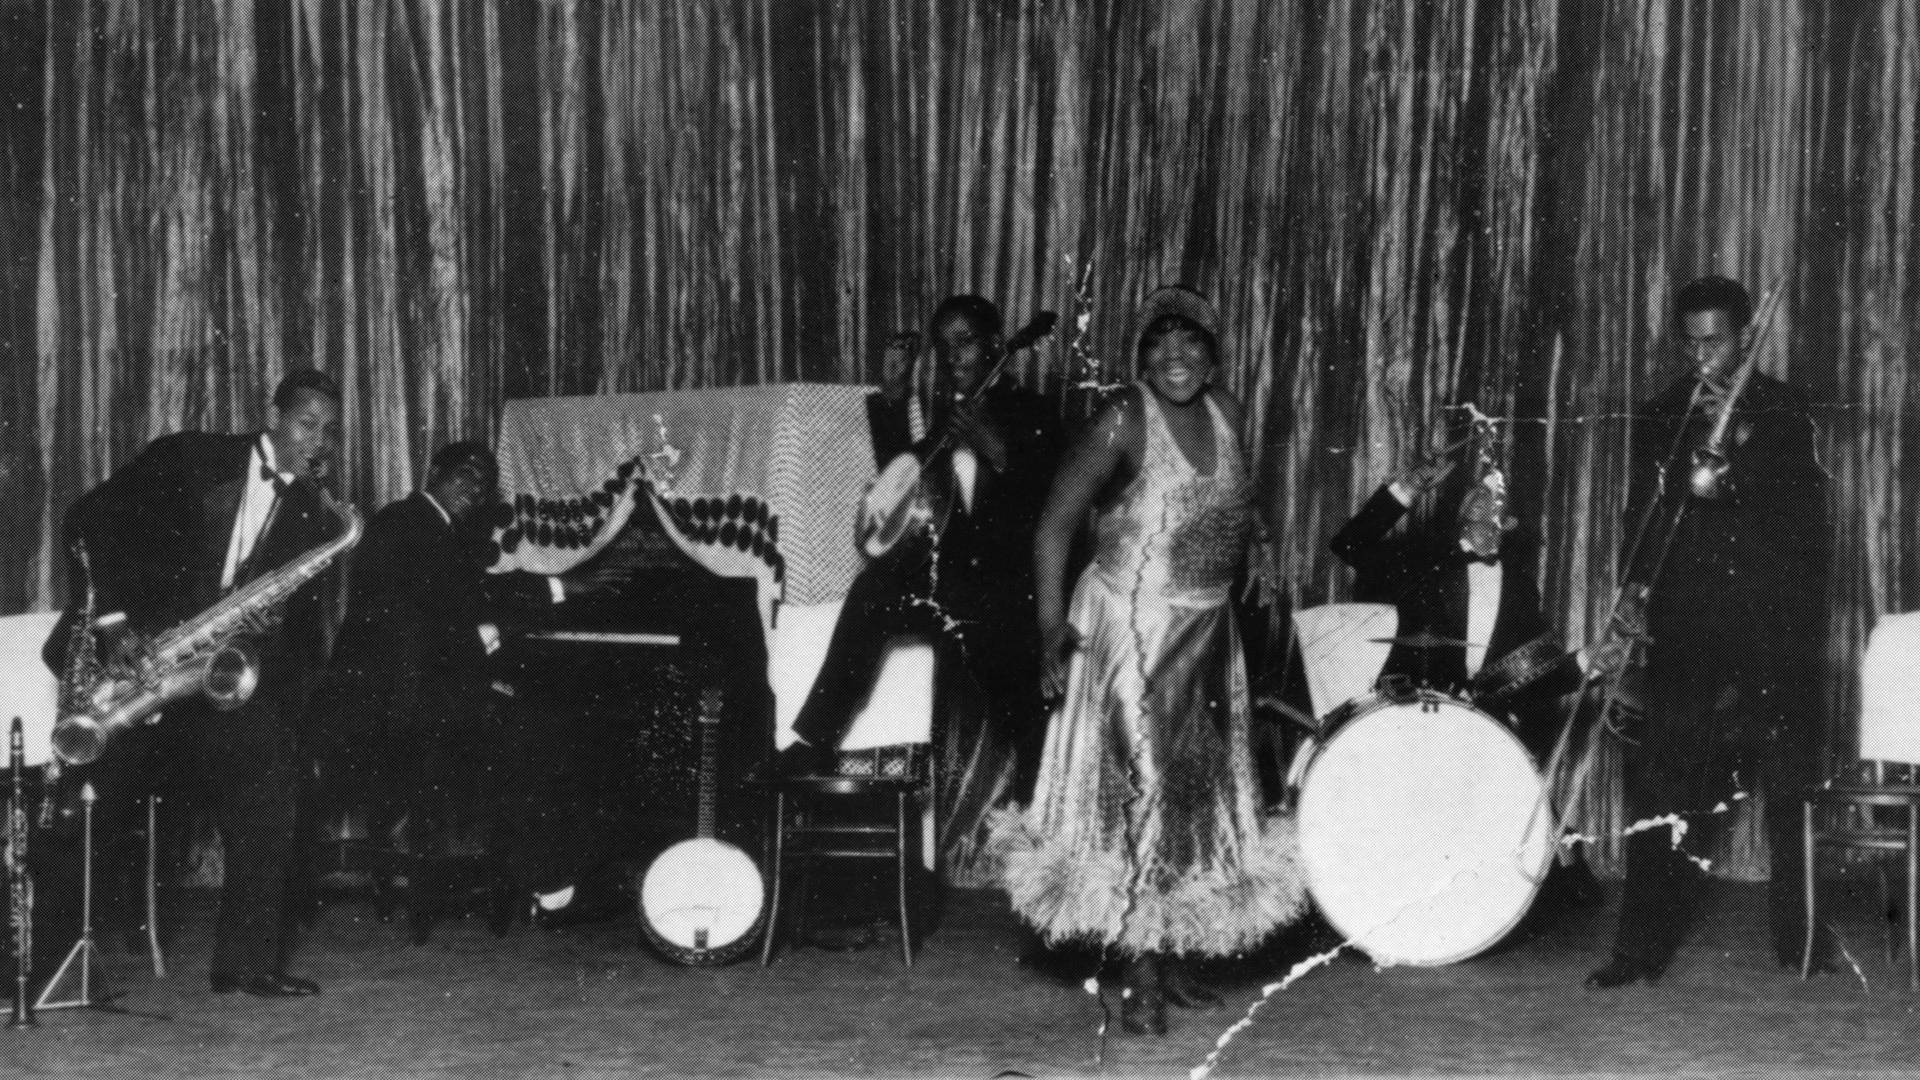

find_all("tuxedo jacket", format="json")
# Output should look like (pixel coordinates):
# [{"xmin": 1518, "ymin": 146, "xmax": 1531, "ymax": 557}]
[
  {"xmin": 320, "ymin": 491, "xmax": 558, "ymax": 743},
  {"xmin": 46, "ymin": 430, "xmax": 336, "ymax": 704},
  {"xmin": 1619, "ymin": 373, "xmax": 1827, "ymax": 767},
  {"xmin": 1330, "ymin": 485, "xmax": 1560, "ymax": 701},
  {"xmin": 865, "ymin": 381, "xmax": 1060, "ymax": 621},
  {"xmin": 1623, "ymin": 372, "xmax": 1827, "ymax": 679}
]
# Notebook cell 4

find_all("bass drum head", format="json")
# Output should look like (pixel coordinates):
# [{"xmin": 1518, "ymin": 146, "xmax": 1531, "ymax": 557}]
[
  {"xmin": 1297, "ymin": 695, "xmax": 1552, "ymax": 966},
  {"xmin": 640, "ymin": 838, "xmax": 765, "ymax": 958}
]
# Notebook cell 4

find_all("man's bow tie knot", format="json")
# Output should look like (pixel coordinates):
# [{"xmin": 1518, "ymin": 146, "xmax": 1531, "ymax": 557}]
[{"xmin": 262, "ymin": 464, "xmax": 295, "ymax": 492}]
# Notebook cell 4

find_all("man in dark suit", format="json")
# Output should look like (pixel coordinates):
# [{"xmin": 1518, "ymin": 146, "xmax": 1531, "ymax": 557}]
[
  {"xmin": 780, "ymin": 296, "xmax": 1060, "ymax": 804},
  {"xmin": 1330, "ymin": 456, "xmax": 1576, "ymax": 758},
  {"xmin": 313, "ymin": 441, "xmax": 628, "ymax": 929},
  {"xmin": 46, "ymin": 369, "xmax": 345, "ymax": 997},
  {"xmin": 1585, "ymin": 275, "xmax": 1831, "ymax": 989}
]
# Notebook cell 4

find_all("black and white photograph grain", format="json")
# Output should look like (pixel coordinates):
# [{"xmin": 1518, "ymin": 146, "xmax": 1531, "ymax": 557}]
[{"xmin": 1, "ymin": 1, "xmax": 1918, "ymax": 1077}]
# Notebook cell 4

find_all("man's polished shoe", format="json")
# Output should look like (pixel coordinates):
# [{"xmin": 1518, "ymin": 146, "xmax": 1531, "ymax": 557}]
[
  {"xmin": 769, "ymin": 741, "xmax": 837, "ymax": 778},
  {"xmin": 1584, "ymin": 954, "xmax": 1660, "ymax": 990},
  {"xmin": 211, "ymin": 972, "xmax": 322, "ymax": 997}
]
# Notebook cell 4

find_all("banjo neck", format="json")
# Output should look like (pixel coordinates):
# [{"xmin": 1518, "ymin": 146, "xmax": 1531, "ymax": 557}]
[
  {"xmin": 695, "ymin": 687, "xmax": 722, "ymax": 840},
  {"xmin": 638, "ymin": 681, "xmax": 764, "ymax": 966}
]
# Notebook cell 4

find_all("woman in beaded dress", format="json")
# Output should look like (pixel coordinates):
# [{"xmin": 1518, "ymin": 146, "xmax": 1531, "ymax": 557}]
[{"xmin": 992, "ymin": 287, "xmax": 1302, "ymax": 1036}]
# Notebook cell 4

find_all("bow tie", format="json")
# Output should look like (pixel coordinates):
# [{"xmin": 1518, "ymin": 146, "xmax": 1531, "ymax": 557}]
[
  {"xmin": 1460, "ymin": 550, "xmax": 1500, "ymax": 567},
  {"xmin": 261, "ymin": 464, "xmax": 295, "ymax": 493}
]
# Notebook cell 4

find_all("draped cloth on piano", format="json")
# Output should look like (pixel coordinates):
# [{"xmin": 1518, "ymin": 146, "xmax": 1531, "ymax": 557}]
[{"xmin": 490, "ymin": 385, "xmax": 877, "ymax": 638}]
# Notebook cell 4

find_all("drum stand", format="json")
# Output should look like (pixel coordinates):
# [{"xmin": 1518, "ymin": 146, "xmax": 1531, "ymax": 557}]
[{"xmin": 35, "ymin": 784, "xmax": 116, "ymax": 1013}]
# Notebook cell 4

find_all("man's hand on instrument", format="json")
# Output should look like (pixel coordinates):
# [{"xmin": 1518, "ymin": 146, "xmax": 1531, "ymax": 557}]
[
  {"xmin": 879, "ymin": 332, "xmax": 919, "ymax": 402},
  {"xmin": 100, "ymin": 622, "xmax": 156, "ymax": 682},
  {"xmin": 1040, "ymin": 621, "xmax": 1081, "ymax": 701},
  {"xmin": 950, "ymin": 402, "xmax": 1009, "ymax": 471},
  {"xmin": 558, "ymin": 548, "xmax": 645, "ymax": 600},
  {"xmin": 1585, "ymin": 591, "xmax": 1647, "ymax": 680},
  {"xmin": 1692, "ymin": 376, "xmax": 1733, "ymax": 417},
  {"xmin": 1388, "ymin": 456, "xmax": 1455, "ymax": 502}
]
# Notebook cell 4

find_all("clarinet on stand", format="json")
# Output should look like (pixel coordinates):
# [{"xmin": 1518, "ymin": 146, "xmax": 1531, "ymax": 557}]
[{"xmin": 8, "ymin": 716, "xmax": 35, "ymax": 1029}]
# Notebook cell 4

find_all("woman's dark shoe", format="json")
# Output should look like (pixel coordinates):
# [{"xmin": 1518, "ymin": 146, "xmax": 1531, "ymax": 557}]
[
  {"xmin": 1161, "ymin": 956, "xmax": 1224, "ymax": 1010},
  {"xmin": 1119, "ymin": 955, "xmax": 1168, "ymax": 1036}
]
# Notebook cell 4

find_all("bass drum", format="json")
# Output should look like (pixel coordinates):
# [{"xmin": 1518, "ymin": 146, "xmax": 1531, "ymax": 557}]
[{"xmin": 1294, "ymin": 691, "xmax": 1553, "ymax": 966}]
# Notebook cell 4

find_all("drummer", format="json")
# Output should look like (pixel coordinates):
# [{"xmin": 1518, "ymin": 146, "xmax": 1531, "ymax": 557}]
[{"xmin": 1328, "ymin": 453, "xmax": 1577, "ymax": 761}]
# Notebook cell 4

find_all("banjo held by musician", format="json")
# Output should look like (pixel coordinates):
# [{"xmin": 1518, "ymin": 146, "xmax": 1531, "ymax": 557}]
[{"xmin": 857, "ymin": 310, "xmax": 1056, "ymax": 559}]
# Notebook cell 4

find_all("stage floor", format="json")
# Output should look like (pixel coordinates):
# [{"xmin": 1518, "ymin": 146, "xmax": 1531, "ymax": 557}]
[{"xmin": 7, "ymin": 877, "xmax": 1920, "ymax": 1079}]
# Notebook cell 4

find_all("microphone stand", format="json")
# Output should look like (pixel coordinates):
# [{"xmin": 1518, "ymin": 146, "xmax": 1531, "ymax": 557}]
[
  {"xmin": 27, "ymin": 779, "xmax": 156, "ymax": 1021},
  {"xmin": 35, "ymin": 784, "xmax": 106, "ymax": 1012}
]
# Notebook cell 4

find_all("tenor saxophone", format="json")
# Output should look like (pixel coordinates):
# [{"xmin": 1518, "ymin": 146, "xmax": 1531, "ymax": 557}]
[{"xmin": 51, "ymin": 485, "xmax": 362, "ymax": 766}]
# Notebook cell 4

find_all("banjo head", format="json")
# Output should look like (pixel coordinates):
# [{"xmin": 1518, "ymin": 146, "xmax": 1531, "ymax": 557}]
[
  {"xmin": 859, "ymin": 454, "xmax": 929, "ymax": 556},
  {"xmin": 640, "ymin": 837, "xmax": 765, "ymax": 964}
]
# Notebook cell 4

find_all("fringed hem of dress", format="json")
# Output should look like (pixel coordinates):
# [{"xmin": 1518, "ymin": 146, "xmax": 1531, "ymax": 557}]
[{"xmin": 989, "ymin": 807, "xmax": 1307, "ymax": 956}]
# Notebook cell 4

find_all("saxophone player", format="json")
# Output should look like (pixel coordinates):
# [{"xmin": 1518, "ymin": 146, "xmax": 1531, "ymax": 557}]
[{"xmin": 42, "ymin": 369, "xmax": 343, "ymax": 998}]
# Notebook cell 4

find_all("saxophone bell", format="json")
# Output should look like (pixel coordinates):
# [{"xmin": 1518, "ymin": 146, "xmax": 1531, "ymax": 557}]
[
  {"xmin": 201, "ymin": 641, "xmax": 259, "ymax": 710},
  {"xmin": 50, "ymin": 713, "xmax": 107, "ymax": 768}
]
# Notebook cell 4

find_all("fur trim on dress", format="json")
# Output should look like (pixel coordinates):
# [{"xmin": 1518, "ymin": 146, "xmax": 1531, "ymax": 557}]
[{"xmin": 990, "ymin": 806, "xmax": 1306, "ymax": 957}]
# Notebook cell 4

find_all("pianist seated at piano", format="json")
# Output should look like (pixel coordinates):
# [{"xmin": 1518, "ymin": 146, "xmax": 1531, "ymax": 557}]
[{"xmin": 309, "ymin": 441, "xmax": 645, "ymax": 922}]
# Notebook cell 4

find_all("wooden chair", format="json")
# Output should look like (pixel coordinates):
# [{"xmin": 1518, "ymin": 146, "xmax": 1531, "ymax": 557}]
[
  {"xmin": 756, "ymin": 750, "xmax": 934, "ymax": 967},
  {"xmin": 1802, "ymin": 777, "xmax": 1920, "ymax": 988},
  {"xmin": 759, "ymin": 631, "xmax": 937, "ymax": 967},
  {"xmin": 1803, "ymin": 614, "xmax": 1920, "ymax": 989}
]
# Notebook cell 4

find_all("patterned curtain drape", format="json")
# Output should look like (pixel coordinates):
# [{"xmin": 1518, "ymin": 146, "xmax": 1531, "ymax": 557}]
[{"xmin": 5, "ymin": 0, "xmax": 1917, "ymax": 874}]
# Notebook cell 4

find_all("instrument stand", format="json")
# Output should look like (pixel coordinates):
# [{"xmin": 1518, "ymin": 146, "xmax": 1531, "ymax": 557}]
[{"xmin": 35, "ymin": 785, "xmax": 122, "ymax": 1014}]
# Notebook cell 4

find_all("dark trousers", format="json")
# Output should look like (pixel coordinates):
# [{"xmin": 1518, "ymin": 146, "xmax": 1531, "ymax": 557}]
[
  {"xmin": 311, "ymin": 677, "xmax": 593, "ymax": 898},
  {"xmin": 791, "ymin": 543, "xmax": 941, "ymax": 751},
  {"xmin": 1609, "ymin": 663, "xmax": 1820, "ymax": 970},
  {"xmin": 53, "ymin": 689, "xmax": 308, "ymax": 982},
  {"xmin": 198, "ymin": 693, "xmax": 303, "ymax": 980},
  {"xmin": 790, "ymin": 541, "xmax": 1044, "ymax": 796}
]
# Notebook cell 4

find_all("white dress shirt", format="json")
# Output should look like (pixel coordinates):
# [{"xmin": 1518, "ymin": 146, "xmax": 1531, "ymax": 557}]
[
  {"xmin": 951, "ymin": 448, "xmax": 978, "ymax": 513},
  {"xmin": 1386, "ymin": 480, "xmax": 1502, "ymax": 677},
  {"xmin": 1464, "ymin": 556, "xmax": 1501, "ymax": 678},
  {"xmin": 221, "ymin": 437, "xmax": 292, "ymax": 592}
]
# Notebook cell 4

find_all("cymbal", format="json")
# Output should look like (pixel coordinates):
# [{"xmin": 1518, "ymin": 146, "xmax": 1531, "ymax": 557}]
[{"xmin": 1369, "ymin": 630, "xmax": 1481, "ymax": 649}]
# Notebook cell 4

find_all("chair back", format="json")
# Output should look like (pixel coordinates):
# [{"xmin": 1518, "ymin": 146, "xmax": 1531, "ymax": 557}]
[{"xmin": 1861, "ymin": 613, "xmax": 1920, "ymax": 780}]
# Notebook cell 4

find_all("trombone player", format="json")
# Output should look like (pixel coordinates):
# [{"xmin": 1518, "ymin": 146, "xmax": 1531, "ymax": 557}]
[
  {"xmin": 1584, "ymin": 276, "xmax": 1832, "ymax": 989},
  {"xmin": 42, "ymin": 370, "xmax": 344, "ymax": 998}
]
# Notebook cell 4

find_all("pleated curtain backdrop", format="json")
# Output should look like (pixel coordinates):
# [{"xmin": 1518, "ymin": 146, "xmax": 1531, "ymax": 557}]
[{"xmin": 4, "ymin": 0, "xmax": 1917, "ymax": 875}]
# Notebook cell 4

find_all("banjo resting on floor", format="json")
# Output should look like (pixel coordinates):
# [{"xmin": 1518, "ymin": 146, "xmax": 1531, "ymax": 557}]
[{"xmin": 638, "ymin": 687, "xmax": 764, "ymax": 965}]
